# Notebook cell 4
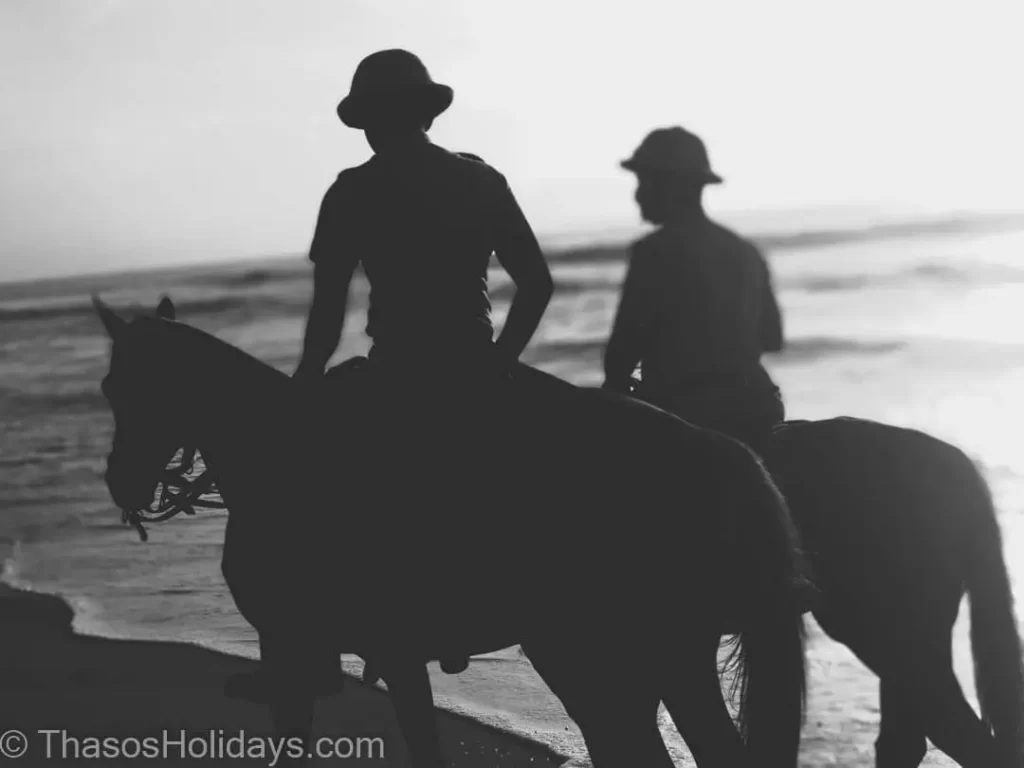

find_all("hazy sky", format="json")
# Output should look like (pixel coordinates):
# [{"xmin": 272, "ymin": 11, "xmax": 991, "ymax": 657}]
[{"xmin": 2, "ymin": 0, "xmax": 1023, "ymax": 281}]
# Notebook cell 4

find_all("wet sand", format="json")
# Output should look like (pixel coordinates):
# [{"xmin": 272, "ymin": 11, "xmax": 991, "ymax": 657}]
[
  {"xmin": 0, "ymin": 583, "xmax": 988, "ymax": 767},
  {"xmin": 0, "ymin": 583, "xmax": 569, "ymax": 768}
]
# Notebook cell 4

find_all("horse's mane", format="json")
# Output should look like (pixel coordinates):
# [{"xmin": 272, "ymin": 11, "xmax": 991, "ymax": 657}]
[{"xmin": 136, "ymin": 316, "xmax": 289, "ymax": 390}]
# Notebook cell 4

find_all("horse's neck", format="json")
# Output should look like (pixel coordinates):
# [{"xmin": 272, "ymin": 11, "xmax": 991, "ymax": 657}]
[{"xmin": 166, "ymin": 324, "xmax": 292, "ymax": 483}]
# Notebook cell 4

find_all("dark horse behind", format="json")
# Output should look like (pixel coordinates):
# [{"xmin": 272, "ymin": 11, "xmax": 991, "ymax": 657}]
[
  {"xmin": 613, "ymin": 386, "xmax": 1024, "ymax": 768},
  {"xmin": 765, "ymin": 416, "xmax": 1024, "ymax": 767},
  {"xmin": 94, "ymin": 296, "xmax": 810, "ymax": 768}
]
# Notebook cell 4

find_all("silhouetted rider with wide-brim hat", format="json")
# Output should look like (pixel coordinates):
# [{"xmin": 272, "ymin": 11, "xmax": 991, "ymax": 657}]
[
  {"xmin": 295, "ymin": 46, "xmax": 552, "ymax": 378},
  {"xmin": 292, "ymin": 51, "xmax": 555, "ymax": 682},
  {"xmin": 605, "ymin": 126, "xmax": 786, "ymax": 458},
  {"xmin": 336, "ymin": 49, "xmax": 454, "ymax": 130}
]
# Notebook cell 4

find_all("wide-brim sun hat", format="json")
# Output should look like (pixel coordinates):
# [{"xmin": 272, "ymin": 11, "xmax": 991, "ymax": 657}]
[
  {"xmin": 337, "ymin": 49, "xmax": 453, "ymax": 129},
  {"xmin": 620, "ymin": 126, "xmax": 723, "ymax": 184}
]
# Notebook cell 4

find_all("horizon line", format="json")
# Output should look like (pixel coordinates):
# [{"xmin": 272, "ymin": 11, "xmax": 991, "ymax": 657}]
[{"xmin": 3, "ymin": 207, "xmax": 1024, "ymax": 290}]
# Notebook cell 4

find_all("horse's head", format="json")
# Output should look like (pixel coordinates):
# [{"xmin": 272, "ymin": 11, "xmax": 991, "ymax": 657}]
[{"xmin": 95, "ymin": 295, "xmax": 187, "ymax": 513}]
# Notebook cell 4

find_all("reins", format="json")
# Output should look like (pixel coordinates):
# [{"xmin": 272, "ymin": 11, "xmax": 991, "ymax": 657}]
[
  {"xmin": 117, "ymin": 353, "xmax": 368, "ymax": 541},
  {"xmin": 121, "ymin": 446, "xmax": 226, "ymax": 542}
]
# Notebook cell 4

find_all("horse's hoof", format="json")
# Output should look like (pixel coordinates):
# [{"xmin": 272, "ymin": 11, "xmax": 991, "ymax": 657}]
[{"xmin": 440, "ymin": 657, "xmax": 469, "ymax": 674}]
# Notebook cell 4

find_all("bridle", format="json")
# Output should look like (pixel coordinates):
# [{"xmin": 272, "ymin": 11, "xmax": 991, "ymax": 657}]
[{"xmin": 120, "ymin": 445, "xmax": 226, "ymax": 542}]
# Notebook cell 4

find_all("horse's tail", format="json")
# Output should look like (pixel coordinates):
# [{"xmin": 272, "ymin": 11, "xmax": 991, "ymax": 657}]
[
  {"xmin": 961, "ymin": 455, "xmax": 1024, "ymax": 761},
  {"xmin": 719, "ymin": 439, "xmax": 810, "ymax": 767}
]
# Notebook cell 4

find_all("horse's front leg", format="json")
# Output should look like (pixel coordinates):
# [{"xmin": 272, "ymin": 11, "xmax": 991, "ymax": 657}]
[
  {"xmin": 380, "ymin": 658, "xmax": 445, "ymax": 768},
  {"xmin": 258, "ymin": 630, "xmax": 336, "ymax": 768},
  {"xmin": 267, "ymin": 689, "xmax": 315, "ymax": 767}
]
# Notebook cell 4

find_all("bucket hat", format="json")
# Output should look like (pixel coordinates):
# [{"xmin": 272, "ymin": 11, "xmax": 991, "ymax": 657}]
[
  {"xmin": 337, "ymin": 49, "xmax": 453, "ymax": 129},
  {"xmin": 621, "ymin": 127, "xmax": 723, "ymax": 183}
]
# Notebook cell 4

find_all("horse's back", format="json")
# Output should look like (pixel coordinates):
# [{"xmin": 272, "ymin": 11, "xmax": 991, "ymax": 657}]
[
  {"xmin": 314, "ymin": 355, "xmax": 734, "ymax": 551},
  {"xmin": 770, "ymin": 416, "xmax": 982, "ymax": 606},
  {"xmin": 771, "ymin": 416, "xmax": 975, "ymax": 490},
  {"xmin": 317, "ymin": 356, "xmax": 706, "ymax": 467}
]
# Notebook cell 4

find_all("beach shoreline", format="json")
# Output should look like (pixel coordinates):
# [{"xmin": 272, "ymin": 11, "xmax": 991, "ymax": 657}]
[{"xmin": 0, "ymin": 581, "xmax": 571, "ymax": 768}]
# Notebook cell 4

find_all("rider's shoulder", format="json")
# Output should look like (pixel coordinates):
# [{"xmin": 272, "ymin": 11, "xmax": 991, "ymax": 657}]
[
  {"xmin": 441, "ymin": 147, "xmax": 507, "ymax": 186},
  {"xmin": 441, "ymin": 147, "xmax": 487, "ymax": 168},
  {"xmin": 324, "ymin": 162, "xmax": 371, "ymax": 192},
  {"xmin": 711, "ymin": 220, "xmax": 758, "ymax": 251},
  {"xmin": 709, "ymin": 221, "xmax": 766, "ymax": 265},
  {"xmin": 334, "ymin": 160, "xmax": 375, "ymax": 185},
  {"xmin": 454, "ymin": 151, "xmax": 486, "ymax": 164},
  {"xmin": 631, "ymin": 229, "xmax": 670, "ymax": 260},
  {"xmin": 319, "ymin": 162, "xmax": 375, "ymax": 208}
]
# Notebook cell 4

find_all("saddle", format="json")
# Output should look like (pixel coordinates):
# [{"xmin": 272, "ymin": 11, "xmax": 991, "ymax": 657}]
[
  {"xmin": 323, "ymin": 354, "xmax": 573, "ymax": 408},
  {"xmin": 318, "ymin": 354, "xmax": 577, "ymax": 473},
  {"xmin": 324, "ymin": 354, "xmax": 372, "ymax": 383}
]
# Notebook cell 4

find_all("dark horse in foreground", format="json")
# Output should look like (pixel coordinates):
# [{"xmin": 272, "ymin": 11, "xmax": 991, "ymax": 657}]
[{"xmin": 94, "ymin": 297, "xmax": 809, "ymax": 768}]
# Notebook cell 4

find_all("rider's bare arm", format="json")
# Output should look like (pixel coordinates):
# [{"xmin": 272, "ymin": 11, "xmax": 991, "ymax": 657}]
[
  {"xmin": 295, "ymin": 262, "xmax": 357, "ymax": 378},
  {"xmin": 604, "ymin": 244, "xmax": 656, "ymax": 389},
  {"xmin": 294, "ymin": 180, "xmax": 360, "ymax": 379},
  {"xmin": 491, "ymin": 176, "xmax": 554, "ymax": 364},
  {"xmin": 757, "ymin": 252, "xmax": 784, "ymax": 353}
]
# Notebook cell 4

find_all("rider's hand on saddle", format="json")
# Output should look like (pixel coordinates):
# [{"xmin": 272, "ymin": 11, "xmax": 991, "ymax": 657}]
[
  {"xmin": 487, "ymin": 344, "xmax": 516, "ymax": 380},
  {"xmin": 362, "ymin": 659, "xmax": 381, "ymax": 685},
  {"xmin": 292, "ymin": 362, "xmax": 324, "ymax": 383}
]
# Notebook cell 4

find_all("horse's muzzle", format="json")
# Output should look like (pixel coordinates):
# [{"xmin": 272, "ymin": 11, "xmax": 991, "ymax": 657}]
[{"xmin": 105, "ymin": 456, "xmax": 158, "ymax": 511}]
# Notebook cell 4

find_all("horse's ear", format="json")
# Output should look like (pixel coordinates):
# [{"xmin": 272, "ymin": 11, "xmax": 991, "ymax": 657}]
[
  {"xmin": 155, "ymin": 295, "xmax": 176, "ymax": 320},
  {"xmin": 92, "ymin": 295, "xmax": 127, "ymax": 339}
]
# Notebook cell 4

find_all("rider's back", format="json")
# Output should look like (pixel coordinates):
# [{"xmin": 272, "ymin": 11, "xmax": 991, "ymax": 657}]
[
  {"xmin": 316, "ymin": 143, "xmax": 513, "ymax": 356},
  {"xmin": 634, "ymin": 219, "xmax": 769, "ymax": 389}
]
